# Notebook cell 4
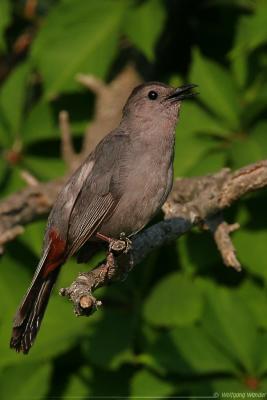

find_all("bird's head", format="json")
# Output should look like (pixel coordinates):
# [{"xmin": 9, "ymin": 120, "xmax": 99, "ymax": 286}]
[{"xmin": 122, "ymin": 82, "xmax": 198, "ymax": 124}]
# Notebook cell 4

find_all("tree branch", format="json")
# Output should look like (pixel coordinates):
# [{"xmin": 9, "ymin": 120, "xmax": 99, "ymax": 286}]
[{"xmin": 60, "ymin": 160, "xmax": 267, "ymax": 316}]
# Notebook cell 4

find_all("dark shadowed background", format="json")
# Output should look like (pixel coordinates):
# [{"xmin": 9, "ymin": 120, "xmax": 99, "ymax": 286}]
[{"xmin": 1, "ymin": 0, "xmax": 267, "ymax": 398}]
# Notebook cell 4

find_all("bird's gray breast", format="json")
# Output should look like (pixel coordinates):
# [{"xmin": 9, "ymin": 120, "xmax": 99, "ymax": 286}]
[{"xmin": 99, "ymin": 133, "xmax": 175, "ymax": 238}]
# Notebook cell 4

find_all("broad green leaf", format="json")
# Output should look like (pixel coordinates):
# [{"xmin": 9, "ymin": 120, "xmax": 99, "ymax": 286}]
[
  {"xmin": 0, "ymin": 155, "xmax": 7, "ymax": 183},
  {"xmin": 230, "ymin": 49, "xmax": 248, "ymax": 88},
  {"xmin": 123, "ymin": 0, "xmax": 166, "ymax": 61},
  {"xmin": 179, "ymin": 102, "xmax": 230, "ymax": 137},
  {"xmin": 210, "ymin": 0, "xmax": 255, "ymax": 8},
  {"xmin": 174, "ymin": 134, "xmax": 216, "ymax": 176},
  {"xmin": 144, "ymin": 273, "xmax": 203, "ymax": 327},
  {"xmin": 83, "ymin": 308, "xmax": 135, "ymax": 369},
  {"xmin": 22, "ymin": 101, "xmax": 58, "ymax": 142},
  {"xmin": 20, "ymin": 220, "xmax": 46, "ymax": 256},
  {"xmin": 178, "ymin": 232, "xmax": 222, "ymax": 275},
  {"xmin": 240, "ymin": 81, "xmax": 267, "ymax": 126},
  {"xmin": 254, "ymin": 333, "xmax": 267, "ymax": 376},
  {"xmin": 174, "ymin": 96, "xmax": 230, "ymax": 176},
  {"xmin": 229, "ymin": 137, "xmax": 264, "ymax": 169},
  {"xmin": 238, "ymin": 280, "xmax": 267, "ymax": 330},
  {"xmin": 212, "ymin": 377, "xmax": 262, "ymax": 395},
  {"xmin": 0, "ymin": 252, "xmax": 31, "ymax": 317},
  {"xmin": 170, "ymin": 326, "xmax": 237, "ymax": 374},
  {"xmin": 84, "ymin": 366, "xmax": 132, "ymax": 397},
  {"xmin": 200, "ymin": 282, "xmax": 259, "ymax": 374},
  {"xmin": 31, "ymin": 0, "xmax": 127, "ymax": 99},
  {"xmin": 0, "ymin": 0, "xmax": 10, "ymax": 51},
  {"xmin": 63, "ymin": 367, "xmax": 91, "ymax": 400},
  {"xmin": 131, "ymin": 369, "xmax": 174, "ymax": 397},
  {"xmin": 188, "ymin": 150, "xmax": 226, "ymax": 176},
  {"xmin": 231, "ymin": 3, "xmax": 267, "ymax": 57},
  {"xmin": 148, "ymin": 327, "xmax": 237, "ymax": 375},
  {"xmin": 250, "ymin": 120, "xmax": 267, "ymax": 158},
  {"xmin": 190, "ymin": 48, "xmax": 240, "ymax": 129},
  {"xmin": 0, "ymin": 62, "xmax": 30, "ymax": 136},
  {"xmin": 0, "ymin": 362, "xmax": 51, "ymax": 400},
  {"xmin": 0, "ymin": 116, "xmax": 11, "ymax": 147},
  {"xmin": 234, "ymin": 229, "xmax": 267, "ymax": 282},
  {"xmin": 23, "ymin": 156, "xmax": 66, "ymax": 180},
  {"xmin": 0, "ymin": 167, "xmax": 27, "ymax": 198}
]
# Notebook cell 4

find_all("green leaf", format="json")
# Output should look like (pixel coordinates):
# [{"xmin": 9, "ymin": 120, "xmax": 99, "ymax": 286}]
[
  {"xmin": 212, "ymin": 377, "xmax": 261, "ymax": 395},
  {"xmin": 144, "ymin": 273, "xmax": 203, "ymax": 327},
  {"xmin": 170, "ymin": 325, "xmax": 237, "ymax": 374},
  {"xmin": 0, "ymin": 362, "xmax": 51, "ymax": 400},
  {"xmin": 83, "ymin": 308, "xmax": 135, "ymax": 369},
  {"xmin": 22, "ymin": 101, "xmax": 58, "ymax": 143},
  {"xmin": 188, "ymin": 150, "xmax": 226, "ymax": 176},
  {"xmin": 174, "ymin": 134, "xmax": 216, "ymax": 176},
  {"xmin": 23, "ymin": 156, "xmax": 66, "ymax": 180},
  {"xmin": 179, "ymin": 102, "xmax": 230, "ymax": 137},
  {"xmin": 171, "ymin": 325, "xmax": 237, "ymax": 374},
  {"xmin": 148, "ymin": 326, "xmax": 237, "ymax": 375},
  {"xmin": 0, "ymin": 116, "xmax": 11, "ymax": 147},
  {"xmin": 190, "ymin": 48, "xmax": 241, "ymax": 129},
  {"xmin": 0, "ymin": 253, "xmax": 31, "ymax": 317},
  {"xmin": 123, "ymin": 0, "xmax": 166, "ymax": 61},
  {"xmin": 131, "ymin": 370, "xmax": 174, "ymax": 397},
  {"xmin": 31, "ymin": 0, "xmax": 127, "ymax": 99},
  {"xmin": 229, "ymin": 137, "xmax": 264, "ymax": 169},
  {"xmin": 230, "ymin": 49, "xmax": 248, "ymax": 88},
  {"xmin": 178, "ymin": 232, "xmax": 223, "ymax": 275},
  {"xmin": 62, "ymin": 367, "xmax": 91, "ymax": 399},
  {"xmin": 231, "ymin": 3, "xmax": 267, "ymax": 57},
  {"xmin": 174, "ymin": 105, "xmax": 219, "ymax": 176},
  {"xmin": 0, "ymin": 155, "xmax": 7, "ymax": 183},
  {"xmin": 0, "ymin": 62, "xmax": 30, "ymax": 136},
  {"xmin": 20, "ymin": 220, "xmax": 46, "ymax": 256},
  {"xmin": 241, "ymin": 82, "xmax": 267, "ymax": 126},
  {"xmin": 238, "ymin": 280, "xmax": 267, "ymax": 330},
  {"xmin": 0, "ymin": 167, "xmax": 27, "ymax": 198},
  {"xmin": 250, "ymin": 120, "xmax": 267, "ymax": 158},
  {"xmin": 234, "ymin": 228, "xmax": 267, "ymax": 282},
  {"xmin": 200, "ymin": 282, "xmax": 259, "ymax": 374},
  {"xmin": 0, "ymin": 0, "xmax": 10, "ymax": 51}
]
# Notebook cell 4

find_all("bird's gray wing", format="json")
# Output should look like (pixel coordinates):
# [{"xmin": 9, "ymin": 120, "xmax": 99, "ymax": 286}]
[{"xmin": 64, "ymin": 132, "xmax": 130, "ymax": 257}]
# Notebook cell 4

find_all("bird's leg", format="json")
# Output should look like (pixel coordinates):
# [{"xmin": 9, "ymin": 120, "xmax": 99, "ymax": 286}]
[
  {"xmin": 118, "ymin": 232, "xmax": 132, "ymax": 253},
  {"xmin": 96, "ymin": 232, "xmax": 132, "ymax": 254}
]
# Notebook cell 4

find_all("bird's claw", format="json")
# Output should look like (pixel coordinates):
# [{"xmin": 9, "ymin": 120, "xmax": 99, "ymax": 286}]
[{"xmin": 109, "ymin": 232, "xmax": 132, "ymax": 254}]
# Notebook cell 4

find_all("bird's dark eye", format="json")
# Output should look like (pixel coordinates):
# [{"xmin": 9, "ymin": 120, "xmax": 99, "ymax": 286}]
[{"xmin": 148, "ymin": 90, "xmax": 158, "ymax": 100}]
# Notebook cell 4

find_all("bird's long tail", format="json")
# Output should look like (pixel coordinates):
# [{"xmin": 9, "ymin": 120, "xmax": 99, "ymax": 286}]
[{"xmin": 10, "ymin": 244, "xmax": 63, "ymax": 354}]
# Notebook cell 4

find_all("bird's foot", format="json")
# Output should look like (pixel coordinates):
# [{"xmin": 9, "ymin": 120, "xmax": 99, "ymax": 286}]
[
  {"xmin": 109, "ymin": 233, "xmax": 132, "ymax": 254},
  {"xmin": 96, "ymin": 231, "xmax": 132, "ymax": 254}
]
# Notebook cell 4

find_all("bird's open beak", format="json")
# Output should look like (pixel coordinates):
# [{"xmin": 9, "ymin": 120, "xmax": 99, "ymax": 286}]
[{"xmin": 167, "ymin": 84, "xmax": 198, "ymax": 101}]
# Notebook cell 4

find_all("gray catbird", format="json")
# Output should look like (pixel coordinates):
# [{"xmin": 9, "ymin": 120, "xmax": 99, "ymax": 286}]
[{"xmin": 10, "ymin": 81, "xmax": 197, "ymax": 353}]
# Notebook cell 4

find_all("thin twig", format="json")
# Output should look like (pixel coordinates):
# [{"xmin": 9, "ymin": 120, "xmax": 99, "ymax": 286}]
[
  {"xmin": 59, "ymin": 110, "xmax": 77, "ymax": 170},
  {"xmin": 20, "ymin": 170, "xmax": 39, "ymax": 187},
  {"xmin": 206, "ymin": 215, "xmax": 241, "ymax": 271},
  {"xmin": 76, "ymin": 74, "xmax": 106, "ymax": 95}
]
